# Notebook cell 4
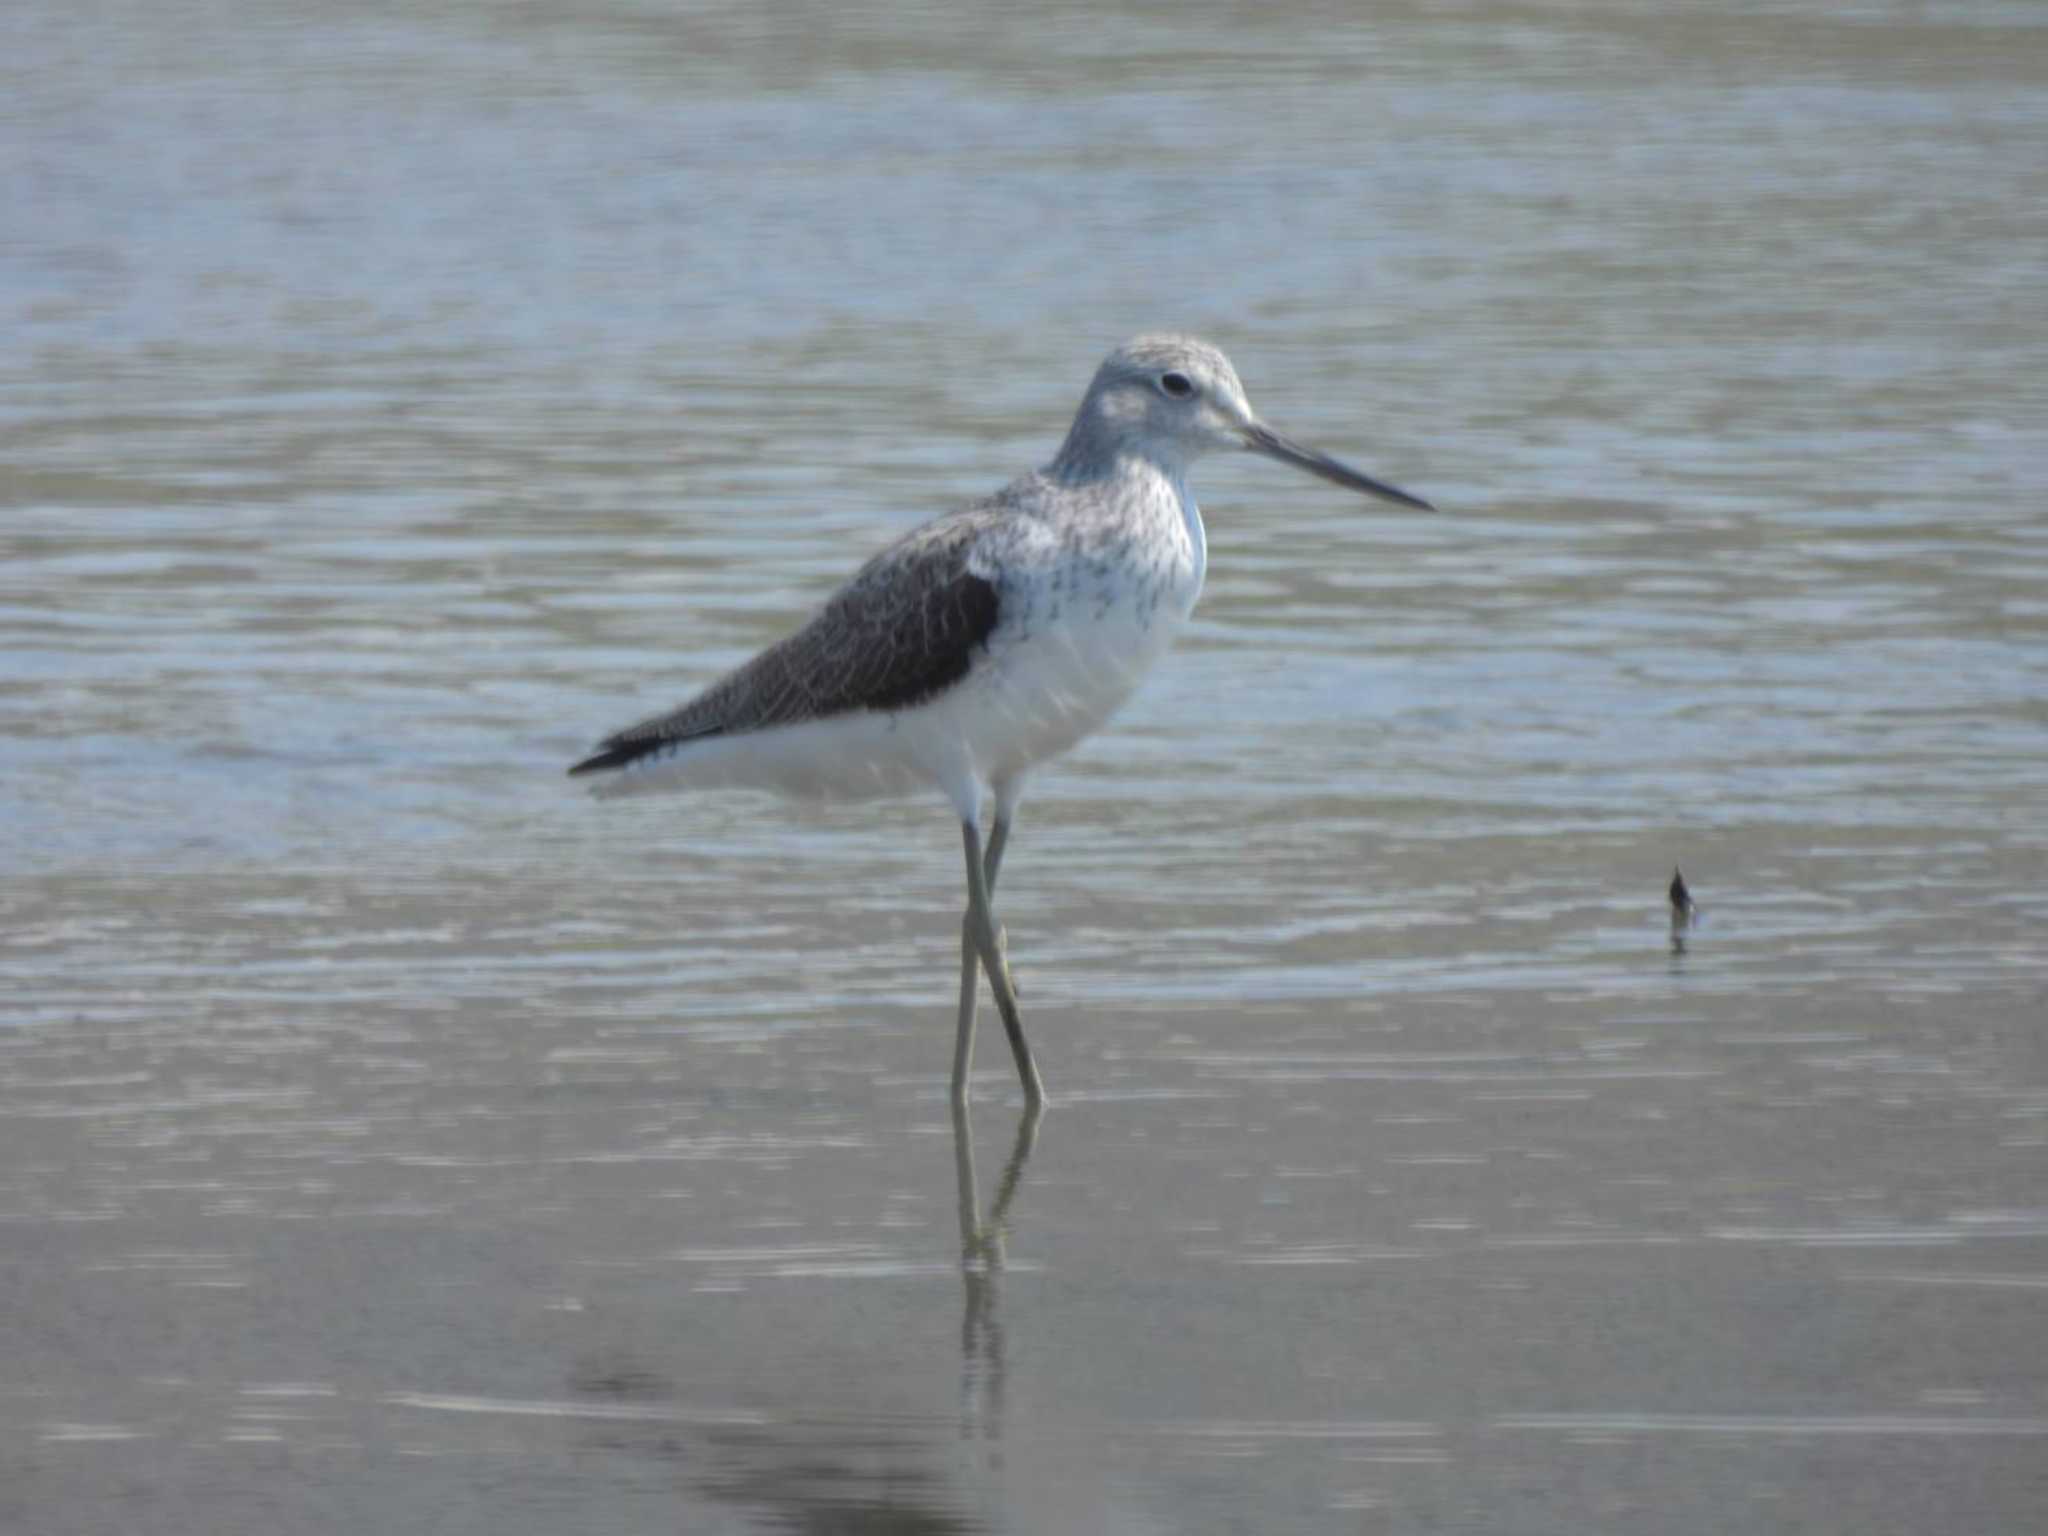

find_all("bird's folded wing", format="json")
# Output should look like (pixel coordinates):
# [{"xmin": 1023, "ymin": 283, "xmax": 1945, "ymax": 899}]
[{"xmin": 569, "ymin": 517, "xmax": 1004, "ymax": 776}]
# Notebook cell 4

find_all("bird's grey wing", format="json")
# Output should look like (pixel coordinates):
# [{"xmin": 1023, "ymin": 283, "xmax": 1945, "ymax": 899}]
[{"xmin": 569, "ymin": 514, "xmax": 1005, "ymax": 776}]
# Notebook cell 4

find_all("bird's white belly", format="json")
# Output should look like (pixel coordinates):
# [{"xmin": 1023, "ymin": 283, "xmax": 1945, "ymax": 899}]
[{"xmin": 963, "ymin": 594, "xmax": 1185, "ymax": 781}]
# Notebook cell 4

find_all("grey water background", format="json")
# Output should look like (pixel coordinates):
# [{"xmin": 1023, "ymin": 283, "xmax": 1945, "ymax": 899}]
[{"xmin": 4, "ymin": 2, "xmax": 2046, "ymax": 1532}]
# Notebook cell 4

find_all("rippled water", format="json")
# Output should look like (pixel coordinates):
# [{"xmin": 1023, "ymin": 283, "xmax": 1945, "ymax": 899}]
[{"xmin": 4, "ymin": 2, "xmax": 2046, "ymax": 1532}]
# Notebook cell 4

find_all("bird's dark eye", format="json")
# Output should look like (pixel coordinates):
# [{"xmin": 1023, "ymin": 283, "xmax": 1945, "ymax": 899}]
[{"xmin": 1159, "ymin": 371, "xmax": 1195, "ymax": 399}]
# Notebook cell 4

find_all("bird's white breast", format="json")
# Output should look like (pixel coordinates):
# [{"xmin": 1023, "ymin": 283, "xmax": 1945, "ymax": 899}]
[{"xmin": 957, "ymin": 469, "xmax": 1204, "ymax": 783}]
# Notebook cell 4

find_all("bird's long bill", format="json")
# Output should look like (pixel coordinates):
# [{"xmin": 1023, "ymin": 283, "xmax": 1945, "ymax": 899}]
[{"xmin": 1242, "ymin": 421, "xmax": 1434, "ymax": 511}]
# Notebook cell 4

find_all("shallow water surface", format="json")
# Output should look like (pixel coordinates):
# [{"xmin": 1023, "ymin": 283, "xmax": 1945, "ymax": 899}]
[{"xmin": 4, "ymin": 2, "xmax": 2046, "ymax": 1532}]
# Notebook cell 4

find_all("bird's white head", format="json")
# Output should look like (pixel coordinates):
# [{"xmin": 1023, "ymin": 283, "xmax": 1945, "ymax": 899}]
[
  {"xmin": 1050, "ymin": 332, "xmax": 1433, "ymax": 511},
  {"xmin": 1057, "ymin": 334, "xmax": 1253, "ymax": 474}
]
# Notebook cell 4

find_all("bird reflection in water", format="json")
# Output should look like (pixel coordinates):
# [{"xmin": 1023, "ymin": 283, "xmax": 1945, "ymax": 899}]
[{"xmin": 953, "ymin": 1099, "xmax": 1042, "ymax": 1454}]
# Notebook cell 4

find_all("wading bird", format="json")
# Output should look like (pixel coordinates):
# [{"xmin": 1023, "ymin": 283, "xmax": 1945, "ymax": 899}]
[{"xmin": 571, "ymin": 335, "xmax": 1432, "ymax": 1108}]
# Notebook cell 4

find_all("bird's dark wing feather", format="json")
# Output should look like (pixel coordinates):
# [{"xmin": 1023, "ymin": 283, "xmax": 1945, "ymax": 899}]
[{"xmin": 569, "ymin": 515, "xmax": 1002, "ymax": 777}]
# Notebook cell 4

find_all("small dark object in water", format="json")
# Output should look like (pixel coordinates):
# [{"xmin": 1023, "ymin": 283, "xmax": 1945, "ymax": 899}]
[{"xmin": 1669, "ymin": 868, "xmax": 1697, "ymax": 924}]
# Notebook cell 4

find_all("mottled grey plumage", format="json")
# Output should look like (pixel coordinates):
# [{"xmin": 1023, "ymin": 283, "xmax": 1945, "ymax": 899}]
[{"xmin": 569, "ymin": 334, "xmax": 1432, "ymax": 1108}]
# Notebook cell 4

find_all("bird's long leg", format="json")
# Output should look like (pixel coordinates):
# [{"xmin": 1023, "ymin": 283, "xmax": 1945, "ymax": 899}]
[
  {"xmin": 951, "ymin": 813, "xmax": 1011, "ymax": 1104},
  {"xmin": 958, "ymin": 819, "xmax": 1045, "ymax": 1108}
]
